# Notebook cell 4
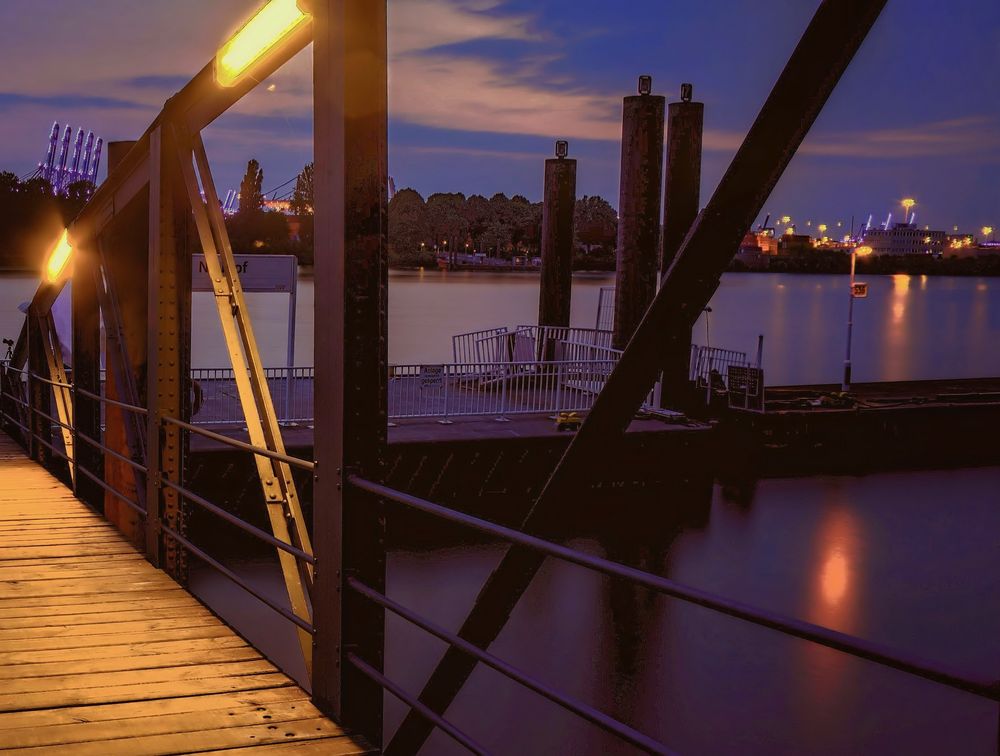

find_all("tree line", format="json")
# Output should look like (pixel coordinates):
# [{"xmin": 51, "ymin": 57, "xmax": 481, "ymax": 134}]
[{"xmin": 0, "ymin": 158, "xmax": 617, "ymax": 271}]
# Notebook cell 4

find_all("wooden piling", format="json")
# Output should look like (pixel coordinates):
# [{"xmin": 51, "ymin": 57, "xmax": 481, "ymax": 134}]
[
  {"xmin": 612, "ymin": 78, "xmax": 665, "ymax": 350},
  {"xmin": 538, "ymin": 141, "xmax": 577, "ymax": 332},
  {"xmin": 660, "ymin": 84, "xmax": 704, "ymax": 407}
]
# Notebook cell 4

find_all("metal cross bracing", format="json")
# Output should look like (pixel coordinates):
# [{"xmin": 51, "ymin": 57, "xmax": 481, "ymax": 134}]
[{"xmin": 3, "ymin": 1, "xmax": 999, "ymax": 754}]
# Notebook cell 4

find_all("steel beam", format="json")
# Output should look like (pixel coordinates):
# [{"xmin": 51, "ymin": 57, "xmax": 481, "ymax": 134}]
[
  {"xmin": 146, "ymin": 124, "xmax": 193, "ymax": 571},
  {"xmin": 384, "ymin": 2, "xmax": 888, "ymax": 751},
  {"xmin": 72, "ymin": 239, "xmax": 103, "ymax": 510},
  {"xmin": 312, "ymin": 0, "xmax": 389, "ymax": 746}
]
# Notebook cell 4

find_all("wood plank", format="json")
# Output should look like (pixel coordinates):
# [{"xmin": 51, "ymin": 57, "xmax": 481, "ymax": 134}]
[
  {"xmin": 0, "ymin": 579, "xmax": 179, "ymax": 600},
  {"xmin": 0, "ymin": 624, "xmax": 234, "ymax": 653},
  {"xmin": 0, "ymin": 698, "xmax": 322, "ymax": 749},
  {"xmin": 0, "ymin": 587, "xmax": 188, "ymax": 611},
  {"xmin": 0, "ymin": 660, "xmax": 277, "ymax": 696},
  {"xmin": 4, "ymin": 718, "xmax": 345, "ymax": 755},
  {"xmin": 0, "ymin": 687, "xmax": 307, "ymax": 730},
  {"xmin": 0, "ymin": 636, "xmax": 248, "ymax": 666},
  {"xmin": 0, "ymin": 615, "xmax": 227, "ymax": 641},
  {"xmin": 0, "ymin": 672, "xmax": 294, "ymax": 712},
  {"xmin": 0, "ymin": 604, "xmax": 215, "ymax": 629},
  {"xmin": 0, "ymin": 544, "xmax": 138, "ymax": 560},
  {"xmin": 202, "ymin": 739, "xmax": 371, "ymax": 755},
  {"xmin": 0, "ymin": 646, "xmax": 261, "ymax": 681}
]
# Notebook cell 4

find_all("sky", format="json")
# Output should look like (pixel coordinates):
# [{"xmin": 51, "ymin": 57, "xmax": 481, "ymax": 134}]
[{"xmin": 0, "ymin": 0, "xmax": 997, "ymax": 233}]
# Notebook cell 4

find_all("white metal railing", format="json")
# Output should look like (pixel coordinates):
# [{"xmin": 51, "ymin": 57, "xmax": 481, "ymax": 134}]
[
  {"xmin": 388, "ymin": 360, "xmax": 617, "ymax": 421},
  {"xmin": 689, "ymin": 345, "xmax": 749, "ymax": 388},
  {"xmin": 191, "ymin": 367, "xmax": 314, "ymax": 426}
]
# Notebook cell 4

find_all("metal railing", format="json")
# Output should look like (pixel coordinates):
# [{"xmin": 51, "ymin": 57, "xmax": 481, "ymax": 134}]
[
  {"xmin": 595, "ymin": 285, "xmax": 615, "ymax": 331},
  {"xmin": 346, "ymin": 475, "xmax": 1000, "ymax": 755},
  {"xmin": 689, "ymin": 344, "xmax": 749, "ymax": 386},
  {"xmin": 0, "ymin": 359, "xmax": 315, "ymax": 645},
  {"xmin": 192, "ymin": 366, "xmax": 314, "ymax": 426},
  {"xmin": 389, "ymin": 360, "xmax": 617, "ymax": 422}
]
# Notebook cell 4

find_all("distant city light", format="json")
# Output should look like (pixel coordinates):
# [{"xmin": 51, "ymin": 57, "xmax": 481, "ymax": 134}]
[
  {"xmin": 854, "ymin": 245, "xmax": 873, "ymax": 257},
  {"xmin": 44, "ymin": 229, "xmax": 73, "ymax": 283},
  {"xmin": 901, "ymin": 198, "xmax": 916, "ymax": 223},
  {"xmin": 780, "ymin": 216, "xmax": 791, "ymax": 225},
  {"xmin": 983, "ymin": 226, "xmax": 994, "ymax": 239},
  {"xmin": 215, "ymin": 0, "xmax": 312, "ymax": 88}
]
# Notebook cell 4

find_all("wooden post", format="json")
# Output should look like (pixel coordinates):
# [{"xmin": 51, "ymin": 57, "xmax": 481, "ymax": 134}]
[
  {"xmin": 537, "ymin": 141, "xmax": 577, "ymax": 335},
  {"xmin": 72, "ymin": 233, "xmax": 103, "ymax": 510},
  {"xmin": 612, "ymin": 77, "xmax": 665, "ymax": 350},
  {"xmin": 312, "ymin": 0, "xmax": 389, "ymax": 747},
  {"xmin": 660, "ymin": 84, "xmax": 704, "ymax": 408}
]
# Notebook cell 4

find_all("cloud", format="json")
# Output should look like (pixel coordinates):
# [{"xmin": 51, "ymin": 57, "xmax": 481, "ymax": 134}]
[
  {"xmin": 0, "ymin": 92, "xmax": 150, "ymax": 113},
  {"xmin": 800, "ymin": 116, "xmax": 1000, "ymax": 159},
  {"xmin": 122, "ymin": 75, "xmax": 194, "ymax": 92}
]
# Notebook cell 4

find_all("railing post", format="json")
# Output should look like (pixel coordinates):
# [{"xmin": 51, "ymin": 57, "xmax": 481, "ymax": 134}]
[{"xmin": 312, "ymin": 0, "xmax": 388, "ymax": 747}]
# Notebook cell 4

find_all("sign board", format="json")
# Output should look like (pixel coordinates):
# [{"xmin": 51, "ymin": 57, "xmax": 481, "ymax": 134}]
[
  {"xmin": 420, "ymin": 365, "xmax": 445, "ymax": 388},
  {"xmin": 852, "ymin": 282, "xmax": 869, "ymax": 299},
  {"xmin": 192, "ymin": 254, "xmax": 297, "ymax": 293}
]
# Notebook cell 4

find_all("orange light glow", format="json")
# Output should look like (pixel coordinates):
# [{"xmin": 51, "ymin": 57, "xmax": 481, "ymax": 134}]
[
  {"xmin": 821, "ymin": 551, "xmax": 849, "ymax": 606},
  {"xmin": 854, "ymin": 245, "xmax": 873, "ymax": 257},
  {"xmin": 215, "ymin": 0, "xmax": 311, "ymax": 88},
  {"xmin": 44, "ymin": 229, "xmax": 73, "ymax": 283}
]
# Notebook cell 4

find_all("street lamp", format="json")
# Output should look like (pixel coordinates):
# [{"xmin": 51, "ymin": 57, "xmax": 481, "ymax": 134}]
[
  {"xmin": 215, "ymin": 0, "xmax": 312, "ymax": 88},
  {"xmin": 983, "ymin": 226, "xmax": 994, "ymax": 242},
  {"xmin": 43, "ymin": 228, "xmax": 73, "ymax": 284},
  {"xmin": 901, "ymin": 198, "xmax": 916, "ymax": 224},
  {"xmin": 842, "ymin": 245, "xmax": 872, "ymax": 391}
]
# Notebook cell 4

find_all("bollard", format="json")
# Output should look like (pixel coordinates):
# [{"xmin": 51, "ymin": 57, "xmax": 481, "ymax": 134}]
[
  {"xmin": 659, "ymin": 83, "xmax": 704, "ymax": 408},
  {"xmin": 612, "ymin": 76, "xmax": 665, "ymax": 351},
  {"xmin": 538, "ymin": 140, "xmax": 577, "ymax": 340}
]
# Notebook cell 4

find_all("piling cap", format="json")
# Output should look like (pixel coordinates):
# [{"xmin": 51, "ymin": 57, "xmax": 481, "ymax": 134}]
[
  {"xmin": 555, "ymin": 140, "xmax": 569, "ymax": 159},
  {"xmin": 681, "ymin": 83, "xmax": 693, "ymax": 102},
  {"xmin": 638, "ymin": 75, "xmax": 653, "ymax": 96}
]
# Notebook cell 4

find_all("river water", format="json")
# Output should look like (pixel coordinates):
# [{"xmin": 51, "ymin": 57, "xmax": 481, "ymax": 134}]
[{"xmin": 2, "ymin": 270, "xmax": 998, "ymax": 754}]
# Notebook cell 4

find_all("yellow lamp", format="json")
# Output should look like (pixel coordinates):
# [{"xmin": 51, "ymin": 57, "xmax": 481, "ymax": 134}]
[
  {"xmin": 854, "ymin": 245, "xmax": 873, "ymax": 257},
  {"xmin": 215, "ymin": 0, "xmax": 312, "ymax": 88},
  {"xmin": 44, "ymin": 229, "xmax": 73, "ymax": 284}
]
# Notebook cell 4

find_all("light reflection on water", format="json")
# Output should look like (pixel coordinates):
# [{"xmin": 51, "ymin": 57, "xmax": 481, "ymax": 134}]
[{"xmin": 191, "ymin": 468, "xmax": 1000, "ymax": 755}]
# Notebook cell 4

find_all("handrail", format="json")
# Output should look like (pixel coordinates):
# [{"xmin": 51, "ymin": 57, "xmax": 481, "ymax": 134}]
[
  {"xmin": 346, "ymin": 652, "xmax": 491, "ymax": 756},
  {"xmin": 348, "ymin": 577, "xmax": 676, "ymax": 755},
  {"xmin": 28, "ymin": 371, "xmax": 73, "ymax": 389},
  {"xmin": 74, "ymin": 386, "xmax": 149, "ymax": 416},
  {"xmin": 75, "ymin": 428, "xmax": 148, "ymax": 474},
  {"xmin": 348, "ymin": 475, "xmax": 1000, "ymax": 703},
  {"xmin": 159, "ymin": 520, "xmax": 314, "ymax": 634},
  {"xmin": 76, "ymin": 465, "xmax": 146, "ymax": 517},
  {"xmin": 161, "ymin": 415, "xmax": 314, "ymax": 471},
  {"xmin": 160, "ymin": 476, "xmax": 315, "ymax": 565}
]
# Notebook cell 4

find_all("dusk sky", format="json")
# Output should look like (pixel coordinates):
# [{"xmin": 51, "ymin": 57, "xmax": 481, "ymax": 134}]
[{"xmin": 1, "ymin": 0, "xmax": 997, "ymax": 233}]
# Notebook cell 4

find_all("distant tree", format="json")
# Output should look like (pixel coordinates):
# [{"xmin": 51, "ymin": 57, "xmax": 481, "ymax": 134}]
[
  {"xmin": 575, "ymin": 195, "xmax": 617, "ymax": 251},
  {"xmin": 388, "ymin": 188, "xmax": 433, "ymax": 265},
  {"xmin": 290, "ymin": 162, "xmax": 314, "ymax": 215},
  {"xmin": 238, "ymin": 159, "xmax": 264, "ymax": 215}
]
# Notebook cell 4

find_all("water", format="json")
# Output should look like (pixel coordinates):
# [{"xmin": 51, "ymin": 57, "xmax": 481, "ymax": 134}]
[
  {"xmin": 5, "ymin": 270, "xmax": 1000, "ymax": 382},
  {"xmin": 3, "ymin": 270, "xmax": 998, "ymax": 753}
]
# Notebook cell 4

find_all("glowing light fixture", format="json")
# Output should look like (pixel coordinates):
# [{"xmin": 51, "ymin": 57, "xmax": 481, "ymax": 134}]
[
  {"xmin": 215, "ymin": 0, "xmax": 312, "ymax": 88},
  {"xmin": 44, "ymin": 229, "xmax": 73, "ymax": 283},
  {"xmin": 901, "ymin": 197, "xmax": 916, "ymax": 223},
  {"xmin": 854, "ymin": 245, "xmax": 873, "ymax": 257}
]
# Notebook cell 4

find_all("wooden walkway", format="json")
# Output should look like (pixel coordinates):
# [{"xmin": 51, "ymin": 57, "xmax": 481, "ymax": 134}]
[{"xmin": 0, "ymin": 435, "xmax": 374, "ymax": 755}]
